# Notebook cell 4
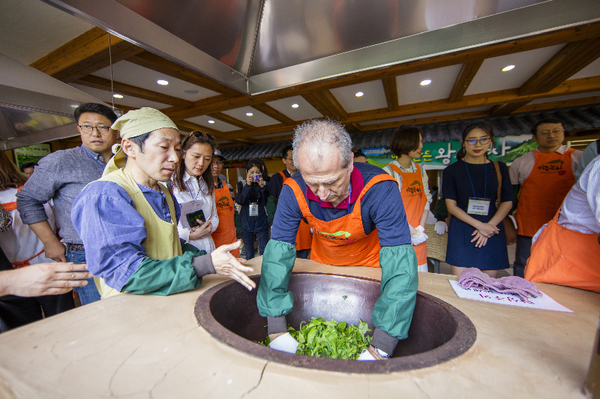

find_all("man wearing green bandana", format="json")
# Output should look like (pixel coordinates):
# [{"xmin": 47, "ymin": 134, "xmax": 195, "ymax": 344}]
[{"xmin": 71, "ymin": 107, "xmax": 255, "ymax": 298}]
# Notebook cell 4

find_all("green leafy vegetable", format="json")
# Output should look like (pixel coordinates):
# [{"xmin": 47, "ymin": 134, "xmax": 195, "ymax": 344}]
[{"xmin": 261, "ymin": 318, "xmax": 372, "ymax": 360}]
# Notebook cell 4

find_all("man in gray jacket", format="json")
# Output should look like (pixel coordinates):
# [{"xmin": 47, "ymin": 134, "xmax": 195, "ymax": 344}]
[{"xmin": 17, "ymin": 103, "xmax": 118, "ymax": 305}]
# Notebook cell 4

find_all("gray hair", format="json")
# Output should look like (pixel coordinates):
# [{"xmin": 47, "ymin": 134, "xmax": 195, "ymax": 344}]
[{"xmin": 292, "ymin": 119, "xmax": 353, "ymax": 170}]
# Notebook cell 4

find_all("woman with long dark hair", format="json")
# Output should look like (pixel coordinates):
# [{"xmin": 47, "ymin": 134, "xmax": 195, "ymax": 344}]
[
  {"xmin": 171, "ymin": 131, "xmax": 218, "ymax": 254},
  {"xmin": 442, "ymin": 122, "xmax": 513, "ymax": 277},
  {"xmin": 235, "ymin": 158, "xmax": 269, "ymax": 259}
]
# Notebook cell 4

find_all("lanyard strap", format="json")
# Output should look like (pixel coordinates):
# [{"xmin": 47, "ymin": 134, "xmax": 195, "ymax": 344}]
[
  {"xmin": 185, "ymin": 179, "xmax": 199, "ymax": 200},
  {"xmin": 464, "ymin": 161, "xmax": 487, "ymax": 198},
  {"xmin": 81, "ymin": 146, "xmax": 105, "ymax": 169},
  {"xmin": 319, "ymin": 181, "xmax": 352, "ymax": 220}
]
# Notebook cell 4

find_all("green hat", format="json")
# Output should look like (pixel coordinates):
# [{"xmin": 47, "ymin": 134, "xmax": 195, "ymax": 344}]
[{"xmin": 104, "ymin": 107, "xmax": 178, "ymax": 175}]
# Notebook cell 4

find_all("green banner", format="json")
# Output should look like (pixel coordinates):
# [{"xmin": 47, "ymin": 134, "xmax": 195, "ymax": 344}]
[{"xmin": 362, "ymin": 135, "xmax": 537, "ymax": 169}]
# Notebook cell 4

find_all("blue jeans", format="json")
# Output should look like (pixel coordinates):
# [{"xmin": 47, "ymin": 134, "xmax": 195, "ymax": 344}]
[
  {"xmin": 242, "ymin": 229, "xmax": 269, "ymax": 260},
  {"xmin": 65, "ymin": 248, "xmax": 101, "ymax": 305}
]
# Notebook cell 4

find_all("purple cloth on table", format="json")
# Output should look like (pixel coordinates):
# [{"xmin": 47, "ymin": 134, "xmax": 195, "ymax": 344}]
[{"xmin": 458, "ymin": 268, "xmax": 542, "ymax": 301}]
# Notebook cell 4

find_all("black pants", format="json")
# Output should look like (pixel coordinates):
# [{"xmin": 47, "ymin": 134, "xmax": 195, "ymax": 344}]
[{"xmin": 514, "ymin": 235, "xmax": 533, "ymax": 278}]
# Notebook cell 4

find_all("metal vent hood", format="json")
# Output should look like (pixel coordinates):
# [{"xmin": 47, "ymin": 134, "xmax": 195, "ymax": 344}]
[
  {"xmin": 43, "ymin": 0, "xmax": 600, "ymax": 95},
  {"xmin": 0, "ymin": 52, "xmax": 108, "ymax": 150}
]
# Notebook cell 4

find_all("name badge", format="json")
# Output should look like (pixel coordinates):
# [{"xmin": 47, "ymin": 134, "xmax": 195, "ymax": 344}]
[
  {"xmin": 467, "ymin": 197, "xmax": 490, "ymax": 216},
  {"xmin": 249, "ymin": 202, "xmax": 259, "ymax": 217}
]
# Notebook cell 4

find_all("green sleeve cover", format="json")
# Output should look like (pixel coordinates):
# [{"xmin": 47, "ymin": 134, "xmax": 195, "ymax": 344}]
[
  {"xmin": 256, "ymin": 239, "xmax": 297, "ymax": 317},
  {"xmin": 122, "ymin": 249, "xmax": 206, "ymax": 296},
  {"xmin": 266, "ymin": 195, "xmax": 277, "ymax": 222},
  {"xmin": 371, "ymin": 244, "xmax": 419, "ymax": 340}
]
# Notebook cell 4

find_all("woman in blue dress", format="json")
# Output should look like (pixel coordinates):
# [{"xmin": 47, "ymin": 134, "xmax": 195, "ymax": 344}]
[{"xmin": 442, "ymin": 122, "xmax": 513, "ymax": 277}]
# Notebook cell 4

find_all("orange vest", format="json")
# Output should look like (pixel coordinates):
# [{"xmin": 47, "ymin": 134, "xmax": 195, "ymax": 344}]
[
  {"xmin": 279, "ymin": 171, "xmax": 312, "ymax": 251},
  {"xmin": 525, "ymin": 210, "xmax": 600, "ymax": 293},
  {"xmin": 212, "ymin": 180, "xmax": 239, "ymax": 258},
  {"xmin": 515, "ymin": 149, "xmax": 576, "ymax": 237},
  {"xmin": 390, "ymin": 163, "xmax": 428, "ymax": 265},
  {"xmin": 285, "ymin": 174, "xmax": 396, "ymax": 268}
]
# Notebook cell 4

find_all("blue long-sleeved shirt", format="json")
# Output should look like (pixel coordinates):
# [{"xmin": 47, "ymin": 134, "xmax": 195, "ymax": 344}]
[
  {"xmin": 71, "ymin": 180, "xmax": 182, "ymax": 290},
  {"xmin": 271, "ymin": 162, "xmax": 411, "ymax": 247},
  {"xmin": 17, "ymin": 145, "xmax": 107, "ymax": 244}
]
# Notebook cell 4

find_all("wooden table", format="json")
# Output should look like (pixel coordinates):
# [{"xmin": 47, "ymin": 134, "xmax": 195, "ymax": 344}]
[{"xmin": 0, "ymin": 258, "xmax": 598, "ymax": 399}]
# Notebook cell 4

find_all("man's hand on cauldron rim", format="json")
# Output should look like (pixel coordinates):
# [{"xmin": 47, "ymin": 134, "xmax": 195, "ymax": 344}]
[{"xmin": 211, "ymin": 241, "xmax": 256, "ymax": 291}]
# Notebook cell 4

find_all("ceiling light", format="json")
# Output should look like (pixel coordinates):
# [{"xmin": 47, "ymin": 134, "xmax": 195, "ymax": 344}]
[
  {"xmin": 113, "ymin": 94, "xmax": 123, "ymax": 99},
  {"xmin": 355, "ymin": 91, "xmax": 364, "ymax": 97},
  {"xmin": 246, "ymin": 112, "xmax": 253, "ymax": 117},
  {"xmin": 157, "ymin": 79, "xmax": 169, "ymax": 85},
  {"xmin": 208, "ymin": 120, "xmax": 215, "ymax": 124},
  {"xmin": 420, "ymin": 79, "xmax": 432, "ymax": 86},
  {"xmin": 291, "ymin": 103, "xmax": 299, "ymax": 108},
  {"xmin": 502, "ymin": 65, "xmax": 515, "ymax": 72},
  {"xmin": 185, "ymin": 89, "xmax": 198, "ymax": 94}
]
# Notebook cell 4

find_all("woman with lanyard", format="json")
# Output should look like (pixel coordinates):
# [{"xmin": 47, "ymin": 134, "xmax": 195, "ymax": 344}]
[
  {"xmin": 442, "ymin": 122, "xmax": 513, "ymax": 277},
  {"xmin": 383, "ymin": 125, "xmax": 432, "ymax": 272},
  {"xmin": 235, "ymin": 158, "xmax": 269, "ymax": 260},
  {"xmin": 171, "ymin": 131, "xmax": 218, "ymax": 255}
]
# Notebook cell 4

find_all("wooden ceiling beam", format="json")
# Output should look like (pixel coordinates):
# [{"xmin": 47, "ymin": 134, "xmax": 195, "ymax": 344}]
[
  {"xmin": 127, "ymin": 51, "xmax": 241, "ymax": 97},
  {"xmin": 56, "ymin": 42, "xmax": 145, "ymax": 83},
  {"xmin": 75, "ymin": 75, "xmax": 194, "ymax": 108},
  {"xmin": 519, "ymin": 37, "xmax": 600, "ymax": 96},
  {"xmin": 250, "ymin": 103, "xmax": 296, "ymax": 125},
  {"xmin": 382, "ymin": 77, "xmax": 399, "ymax": 111},
  {"xmin": 448, "ymin": 60, "xmax": 484, "ymax": 103},
  {"xmin": 489, "ymin": 100, "xmax": 532, "ymax": 116},
  {"xmin": 206, "ymin": 77, "xmax": 600, "ymax": 143},
  {"xmin": 206, "ymin": 112, "xmax": 256, "ymax": 130},
  {"xmin": 362, "ymin": 110, "xmax": 492, "ymax": 131}
]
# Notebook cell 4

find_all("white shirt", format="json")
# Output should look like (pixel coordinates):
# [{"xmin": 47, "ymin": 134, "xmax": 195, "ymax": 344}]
[
  {"xmin": 0, "ymin": 188, "xmax": 56, "ymax": 264},
  {"xmin": 558, "ymin": 155, "xmax": 600, "ymax": 234},
  {"xmin": 172, "ymin": 172, "xmax": 219, "ymax": 254}
]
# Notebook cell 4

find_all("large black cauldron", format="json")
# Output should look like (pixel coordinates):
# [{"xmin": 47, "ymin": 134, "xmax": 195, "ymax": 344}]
[{"xmin": 195, "ymin": 273, "xmax": 476, "ymax": 373}]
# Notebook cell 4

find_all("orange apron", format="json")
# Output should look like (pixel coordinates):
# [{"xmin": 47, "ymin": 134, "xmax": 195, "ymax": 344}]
[
  {"xmin": 285, "ymin": 174, "xmax": 396, "ymax": 268},
  {"xmin": 212, "ymin": 180, "xmax": 240, "ymax": 258},
  {"xmin": 390, "ymin": 163, "xmax": 428, "ymax": 265},
  {"xmin": 279, "ymin": 171, "xmax": 312, "ymax": 251},
  {"xmin": 525, "ymin": 210, "xmax": 600, "ymax": 293},
  {"xmin": 515, "ymin": 149, "xmax": 575, "ymax": 237}
]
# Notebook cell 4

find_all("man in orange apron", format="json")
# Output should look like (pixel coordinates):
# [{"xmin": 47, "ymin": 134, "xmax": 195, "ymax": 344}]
[
  {"xmin": 257, "ymin": 120, "xmax": 418, "ymax": 360},
  {"xmin": 211, "ymin": 149, "xmax": 240, "ymax": 258},
  {"xmin": 267, "ymin": 145, "xmax": 312, "ymax": 258},
  {"xmin": 509, "ymin": 119, "xmax": 582, "ymax": 278},
  {"xmin": 525, "ymin": 155, "xmax": 600, "ymax": 292}
]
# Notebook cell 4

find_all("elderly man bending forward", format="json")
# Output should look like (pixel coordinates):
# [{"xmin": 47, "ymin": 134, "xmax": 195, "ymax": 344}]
[{"xmin": 257, "ymin": 119, "xmax": 418, "ymax": 360}]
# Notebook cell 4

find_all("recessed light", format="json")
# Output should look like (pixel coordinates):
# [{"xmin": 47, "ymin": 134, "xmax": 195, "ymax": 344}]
[
  {"xmin": 208, "ymin": 120, "xmax": 215, "ymax": 124},
  {"xmin": 502, "ymin": 65, "xmax": 515, "ymax": 72},
  {"xmin": 113, "ymin": 94, "xmax": 123, "ymax": 99},
  {"xmin": 157, "ymin": 79, "xmax": 169, "ymax": 85},
  {"xmin": 246, "ymin": 112, "xmax": 253, "ymax": 117},
  {"xmin": 420, "ymin": 79, "xmax": 432, "ymax": 86},
  {"xmin": 355, "ymin": 91, "xmax": 364, "ymax": 97},
  {"xmin": 185, "ymin": 89, "xmax": 198, "ymax": 94},
  {"xmin": 291, "ymin": 103, "xmax": 299, "ymax": 108}
]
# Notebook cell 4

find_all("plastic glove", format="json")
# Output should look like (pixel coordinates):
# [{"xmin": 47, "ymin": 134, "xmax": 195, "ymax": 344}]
[
  {"xmin": 357, "ymin": 347, "xmax": 389, "ymax": 361},
  {"xmin": 411, "ymin": 225, "xmax": 428, "ymax": 246},
  {"xmin": 269, "ymin": 332, "xmax": 299, "ymax": 354},
  {"xmin": 434, "ymin": 221, "xmax": 448, "ymax": 235}
]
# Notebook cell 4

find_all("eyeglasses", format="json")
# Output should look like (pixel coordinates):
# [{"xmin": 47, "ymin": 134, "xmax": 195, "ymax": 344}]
[
  {"xmin": 466, "ymin": 137, "xmax": 491, "ymax": 146},
  {"xmin": 537, "ymin": 129, "xmax": 564, "ymax": 137},
  {"xmin": 78, "ymin": 125, "xmax": 111, "ymax": 135},
  {"xmin": 213, "ymin": 161, "xmax": 223, "ymax": 166}
]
